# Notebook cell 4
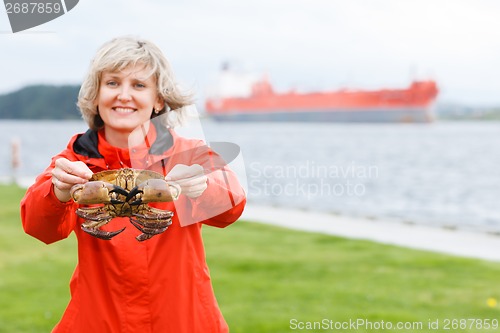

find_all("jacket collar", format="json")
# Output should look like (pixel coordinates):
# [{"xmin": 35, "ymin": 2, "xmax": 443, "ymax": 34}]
[
  {"xmin": 73, "ymin": 129, "xmax": 102, "ymax": 159},
  {"xmin": 71, "ymin": 118, "xmax": 174, "ymax": 170}
]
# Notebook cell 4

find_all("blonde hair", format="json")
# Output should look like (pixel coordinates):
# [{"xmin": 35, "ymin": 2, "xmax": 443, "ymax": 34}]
[{"xmin": 78, "ymin": 36, "xmax": 193, "ymax": 130}]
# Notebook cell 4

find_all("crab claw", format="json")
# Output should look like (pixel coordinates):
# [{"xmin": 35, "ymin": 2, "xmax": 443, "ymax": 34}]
[
  {"xmin": 136, "ymin": 233, "xmax": 154, "ymax": 242},
  {"xmin": 109, "ymin": 185, "xmax": 129, "ymax": 199},
  {"xmin": 71, "ymin": 181, "xmax": 127, "ymax": 204},
  {"xmin": 81, "ymin": 225, "xmax": 126, "ymax": 240},
  {"xmin": 127, "ymin": 180, "xmax": 181, "ymax": 205}
]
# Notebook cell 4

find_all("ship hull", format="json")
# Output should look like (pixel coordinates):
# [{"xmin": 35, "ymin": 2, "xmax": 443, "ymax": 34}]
[
  {"xmin": 210, "ymin": 107, "xmax": 435, "ymax": 123},
  {"xmin": 206, "ymin": 79, "xmax": 438, "ymax": 123}
]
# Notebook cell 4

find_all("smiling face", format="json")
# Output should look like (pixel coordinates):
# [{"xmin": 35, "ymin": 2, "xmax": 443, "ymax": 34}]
[{"xmin": 96, "ymin": 64, "xmax": 164, "ymax": 147}]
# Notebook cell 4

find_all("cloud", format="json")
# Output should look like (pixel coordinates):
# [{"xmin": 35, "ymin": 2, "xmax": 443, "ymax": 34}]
[{"xmin": 1, "ymin": 0, "xmax": 500, "ymax": 105}]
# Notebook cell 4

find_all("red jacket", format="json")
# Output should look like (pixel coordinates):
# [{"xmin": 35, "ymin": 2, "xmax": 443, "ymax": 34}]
[{"xmin": 20, "ymin": 121, "xmax": 246, "ymax": 333}]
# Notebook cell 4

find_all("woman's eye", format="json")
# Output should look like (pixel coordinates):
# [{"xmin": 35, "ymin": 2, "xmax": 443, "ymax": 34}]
[
  {"xmin": 135, "ymin": 83, "xmax": 146, "ymax": 88},
  {"xmin": 106, "ymin": 81, "xmax": 118, "ymax": 86}
]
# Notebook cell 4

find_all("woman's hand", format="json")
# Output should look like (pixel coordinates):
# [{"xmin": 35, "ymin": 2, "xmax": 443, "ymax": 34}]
[
  {"xmin": 166, "ymin": 164, "xmax": 208, "ymax": 199},
  {"xmin": 51, "ymin": 158, "xmax": 93, "ymax": 202}
]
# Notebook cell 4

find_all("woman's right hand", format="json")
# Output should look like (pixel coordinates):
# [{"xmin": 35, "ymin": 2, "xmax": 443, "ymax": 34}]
[{"xmin": 51, "ymin": 158, "xmax": 93, "ymax": 202}]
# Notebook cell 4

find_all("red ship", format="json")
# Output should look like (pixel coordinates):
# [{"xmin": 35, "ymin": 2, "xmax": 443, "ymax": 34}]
[{"xmin": 205, "ymin": 76, "xmax": 439, "ymax": 123}]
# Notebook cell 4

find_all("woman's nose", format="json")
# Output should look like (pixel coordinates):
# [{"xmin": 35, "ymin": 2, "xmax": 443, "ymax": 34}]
[{"xmin": 117, "ymin": 85, "xmax": 132, "ymax": 102}]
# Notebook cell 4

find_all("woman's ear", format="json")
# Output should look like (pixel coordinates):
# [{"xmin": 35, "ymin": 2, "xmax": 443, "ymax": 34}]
[{"xmin": 156, "ymin": 97, "xmax": 165, "ymax": 111}]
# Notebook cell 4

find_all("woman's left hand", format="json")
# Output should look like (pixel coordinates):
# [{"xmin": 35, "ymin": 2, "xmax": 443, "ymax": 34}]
[{"xmin": 166, "ymin": 164, "xmax": 208, "ymax": 199}]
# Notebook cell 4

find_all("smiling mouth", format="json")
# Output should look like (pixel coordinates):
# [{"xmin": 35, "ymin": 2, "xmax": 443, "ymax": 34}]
[{"xmin": 113, "ymin": 107, "xmax": 137, "ymax": 114}]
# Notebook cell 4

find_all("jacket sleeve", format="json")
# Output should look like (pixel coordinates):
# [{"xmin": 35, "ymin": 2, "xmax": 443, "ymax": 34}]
[
  {"xmin": 174, "ymin": 142, "xmax": 246, "ymax": 228},
  {"xmin": 194, "ymin": 168, "xmax": 247, "ymax": 228},
  {"xmin": 20, "ymin": 153, "xmax": 78, "ymax": 245}
]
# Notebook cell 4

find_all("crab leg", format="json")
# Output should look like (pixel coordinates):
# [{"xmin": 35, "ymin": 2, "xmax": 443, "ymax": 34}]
[
  {"xmin": 129, "ymin": 218, "xmax": 170, "ymax": 235},
  {"xmin": 129, "ymin": 217, "xmax": 172, "ymax": 232},
  {"xmin": 81, "ymin": 225, "xmax": 126, "ymax": 240},
  {"xmin": 76, "ymin": 207, "xmax": 125, "ymax": 240},
  {"xmin": 136, "ymin": 233, "xmax": 155, "ymax": 242},
  {"xmin": 130, "ymin": 223, "xmax": 170, "ymax": 242},
  {"xmin": 129, "ymin": 207, "xmax": 173, "ymax": 241},
  {"xmin": 129, "ymin": 214, "xmax": 172, "ymax": 231},
  {"xmin": 132, "ymin": 206, "xmax": 174, "ymax": 219},
  {"xmin": 76, "ymin": 207, "xmax": 113, "ymax": 222}
]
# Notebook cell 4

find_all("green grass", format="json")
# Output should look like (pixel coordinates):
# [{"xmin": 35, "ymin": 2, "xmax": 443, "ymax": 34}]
[
  {"xmin": 0, "ymin": 185, "xmax": 77, "ymax": 332},
  {"xmin": 1, "ymin": 184, "xmax": 500, "ymax": 332},
  {"xmin": 205, "ymin": 224, "xmax": 500, "ymax": 332}
]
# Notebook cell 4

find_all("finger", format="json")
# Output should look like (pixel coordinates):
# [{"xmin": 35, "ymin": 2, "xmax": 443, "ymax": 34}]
[
  {"xmin": 174, "ymin": 175, "xmax": 208, "ymax": 187},
  {"xmin": 184, "ymin": 189, "xmax": 206, "ymax": 199},
  {"xmin": 166, "ymin": 164, "xmax": 203, "ymax": 181},
  {"xmin": 52, "ymin": 168, "xmax": 89, "ymax": 185},
  {"xmin": 182, "ymin": 183, "xmax": 208, "ymax": 196},
  {"xmin": 52, "ymin": 177, "xmax": 73, "ymax": 191},
  {"xmin": 165, "ymin": 164, "xmax": 189, "ymax": 181},
  {"xmin": 167, "ymin": 172, "xmax": 200, "ymax": 181},
  {"xmin": 183, "ymin": 181, "xmax": 208, "ymax": 191},
  {"xmin": 75, "ymin": 161, "xmax": 94, "ymax": 179},
  {"xmin": 183, "ymin": 188, "xmax": 206, "ymax": 197},
  {"xmin": 59, "ymin": 173, "xmax": 89, "ymax": 186},
  {"xmin": 55, "ymin": 158, "xmax": 93, "ymax": 179}
]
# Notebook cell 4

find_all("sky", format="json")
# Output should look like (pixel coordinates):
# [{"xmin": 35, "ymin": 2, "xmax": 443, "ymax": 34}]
[{"xmin": 1, "ymin": 0, "xmax": 500, "ymax": 107}]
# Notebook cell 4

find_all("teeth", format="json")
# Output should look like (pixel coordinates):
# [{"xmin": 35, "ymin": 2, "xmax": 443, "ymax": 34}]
[{"xmin": 114, "ymin": 107, "xmax": 135, "ymax": 113}]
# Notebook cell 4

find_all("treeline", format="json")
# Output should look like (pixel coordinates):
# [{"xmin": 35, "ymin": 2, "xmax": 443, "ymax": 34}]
[{"xmin": 0, "ymin": 85, "xmax": 81, "ymax": 119}]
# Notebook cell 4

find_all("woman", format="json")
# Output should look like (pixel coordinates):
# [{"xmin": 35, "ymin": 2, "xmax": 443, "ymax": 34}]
[{"xmin": 20, "ymin": 36, "xmax": 246, "ymax": 332}]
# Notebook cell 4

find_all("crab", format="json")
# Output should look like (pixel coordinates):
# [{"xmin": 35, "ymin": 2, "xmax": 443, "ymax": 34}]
[{"xmin": 70, "ymin": 168, "xmax": 181, "ymax": 242}]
